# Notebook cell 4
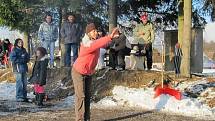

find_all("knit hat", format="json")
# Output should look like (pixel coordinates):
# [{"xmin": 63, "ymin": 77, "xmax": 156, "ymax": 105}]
[
  {"xmin": 36, "ymin": 47, "xmax": 47, "ymax": 56},
  {"xmin": 86, "ymin": 23, "xmax": 96, "ymax": 34}
]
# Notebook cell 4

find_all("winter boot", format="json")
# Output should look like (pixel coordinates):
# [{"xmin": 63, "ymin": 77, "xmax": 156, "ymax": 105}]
[
  {"xmin": 38, "ymin": 93, "xmax": 45, "ymax": 107},
  {"xmin": 35, "ymin": 93, "xmax": 39, "ymax": 105}
]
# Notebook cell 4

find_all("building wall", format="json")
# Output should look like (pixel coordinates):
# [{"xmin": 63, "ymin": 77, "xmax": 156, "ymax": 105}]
[{"xmin": 164, "ymin": 29, "xmax": 203, "ymax": 73}]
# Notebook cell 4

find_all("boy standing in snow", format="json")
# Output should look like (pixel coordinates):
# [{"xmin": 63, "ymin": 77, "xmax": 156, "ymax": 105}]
[
  {"xmin": 72, "ymin": 23, "xmax": 119, "ymax": 121},
  {"xmin": 28, "ymin": 47, "xmax": 49, "ymax": 106},
  {"xmin": 10, "ymin": 38, "xmax": 30, "ymax": 102}
]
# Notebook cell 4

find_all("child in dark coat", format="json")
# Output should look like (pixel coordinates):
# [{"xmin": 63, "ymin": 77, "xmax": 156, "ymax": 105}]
[{"xmin": 29, "ymin": 47, "xmax": 49, "ymax": 106}]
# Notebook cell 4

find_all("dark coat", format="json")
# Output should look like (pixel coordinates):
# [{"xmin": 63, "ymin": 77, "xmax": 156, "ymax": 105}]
[
  {"xmin": 60, "ymin": 21, "xmax": 83, "ymax": 44},
  {"xmin": 112, "ymin": 34, "xmax": 126, "ymax": 51},
  {"xmin": 28, "ymin": 56, "xmax": 49, "ymax": 85},
  {"xmin": 9, "ymin": 47, "xmax": 30, "ymax": 73}
]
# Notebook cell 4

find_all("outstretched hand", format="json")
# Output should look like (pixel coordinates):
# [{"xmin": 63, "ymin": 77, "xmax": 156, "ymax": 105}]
[{"xmin": 110, "ymin": 27, "xmax": 119, "ymax": 39}]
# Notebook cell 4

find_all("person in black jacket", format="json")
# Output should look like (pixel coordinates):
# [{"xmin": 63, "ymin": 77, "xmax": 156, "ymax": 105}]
[
  {"xmin": 60, "ymin": 12, "xmax": 83, "ymax": 66},
  {"xmin": 29, "ymin": 47, "xmax": 49, "ymax": 106},
  {"xmin": 109, "ymin": 31, "xmax": 131, "ymax": 70}
]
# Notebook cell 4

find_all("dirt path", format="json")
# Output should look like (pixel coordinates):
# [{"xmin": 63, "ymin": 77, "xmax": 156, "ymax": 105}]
[{"xmin": 0, "ymin": 107, "xmax": 211, "ymax": 121}]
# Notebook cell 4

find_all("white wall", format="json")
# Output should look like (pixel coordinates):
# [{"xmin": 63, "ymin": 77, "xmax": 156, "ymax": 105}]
[{"xmin": 204, "ymin": 22, "xmax": 215, "ymax": 42}]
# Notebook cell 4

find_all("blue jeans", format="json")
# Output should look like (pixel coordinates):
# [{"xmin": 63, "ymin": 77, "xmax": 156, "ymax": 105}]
[
  {"xmin": 15, "ymin": 72, "xmax": 27, "ymax": 100},
  {"xmin": 42, "ymin": 41, "xmax": 55, "ymax": 65},
  {"xmin": 64, "ymin": 43, "xmax": 78, "ymax": 66}
]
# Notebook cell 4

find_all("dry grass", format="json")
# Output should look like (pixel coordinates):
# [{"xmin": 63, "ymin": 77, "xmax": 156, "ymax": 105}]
[
  {"xmin": 0, "ymin": 62, "xmax": 34, "ymax": 83},
  {"xmin": 0, "ymin": 68, "xmax": 15, "ymax": 83},
  {"xmin": 207, "ymin": 97, "xmax": 215, "ymax": 108},
  {"xmin": 206, "ymin": 78, "xmax": 215, "ymax": 82}
]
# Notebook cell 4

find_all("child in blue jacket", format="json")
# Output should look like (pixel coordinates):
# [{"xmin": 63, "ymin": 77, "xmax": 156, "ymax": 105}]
[{"xmin": 10, "ymin": 38, "xmax": 30, "ymax": 102}]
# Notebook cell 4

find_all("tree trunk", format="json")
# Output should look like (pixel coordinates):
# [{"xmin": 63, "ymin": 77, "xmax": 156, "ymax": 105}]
[
  {"xmin": 108, "ymin": 0, "xmax": 117, "ymax": 32},
  {"xmin": 23, "ymin": 32, "xmax": 30, "ymax": 53},
  {"xmin": 178, "ymin": 0, "xmax": 184, "ymax": 45},
  {"xmin": 59, "ymin": 7, "xmax": 67, "ymax": 67},
  {"xmin": 212, "ymin": 0, "xmax": 215, "ymax": 21},
  {"xmin": 58, "ymin": 7, "xmax": 62, "ymax": 49},
  {"xmin": 30, "ymin": 37, "xmax": 34, "ymax": 56},
  {"xmin": 181, "ymin": 0, "xmax": 192, "ymax": 78}
]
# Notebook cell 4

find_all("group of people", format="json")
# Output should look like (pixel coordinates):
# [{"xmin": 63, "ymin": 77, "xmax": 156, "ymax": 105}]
[
  {"xmin": 6, "ymin": 14, "xmax": 57, "ymax": 106},
  {"xmin": 38, "ymin": 13, "xmax": 82, "ymax": 68},
  {"xmin": 71, "ymin": 13, "xmax": 182, "ymax": 121},
  {"xmin": 7, "ymin": 11, "xmax": 182, "ymax": 121},
  {"xmin": 0, "ymin": 38, "xmax": 13, "ymax": 68},
  {"xmin": 37, "ymin": 12, "xmax": 156, "ymax": 71},
  {"xmin": 9, "ymin": 38, "xmax": 49, "ymax": 106},
  {"xmin": 71, "ymin": 13, "xmax": 156, "ymax": 121},
  {"xmin": 96, "ymin": 13, "xmax": 155, "ymax": 71}
]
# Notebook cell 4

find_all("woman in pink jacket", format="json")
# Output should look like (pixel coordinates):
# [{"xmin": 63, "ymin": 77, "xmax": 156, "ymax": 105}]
[{"xmin": 72, "ymin": 23, "xmax": 119, "ymax": 121}]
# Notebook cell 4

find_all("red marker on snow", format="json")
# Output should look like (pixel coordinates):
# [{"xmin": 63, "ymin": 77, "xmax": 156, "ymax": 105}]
[
  {"xmin": 154, "ymin": 84, "xmax": 182, "ymax": 100},
  {"xmin": 154, "ymin": 41, "xmax": 182, "ymax": 100}
]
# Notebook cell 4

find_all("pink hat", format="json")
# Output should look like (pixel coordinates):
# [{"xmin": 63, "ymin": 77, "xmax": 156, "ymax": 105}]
[{"xmin": 140, "ymin": 14, "xmax": 148, "ymax": 20}]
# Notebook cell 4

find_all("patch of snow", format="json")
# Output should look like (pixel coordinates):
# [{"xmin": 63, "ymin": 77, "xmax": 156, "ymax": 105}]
[
  {"xmin": 203, "ymin": 69, "xmax": 215, "ymax": 74},
  {"xmin": 54, "ymin": 96, "xmax": 74, "ymax": 109},
  {"xmin": 95, "ymin": 85, "xmax": 215, "ymax": 120},
  {"xmin": 0, "ymin": 82, "xmax": 16, "ymax": 100},
  {"xmin": 93, "ymin": 97, "xmax": 118, "ymax": 108},
  {"xmin": 152, "ymin": 63, "xmax": 163, "ymax": 71},
  {"xmin": 0, "ymin": 82, "xmax": 34, "ymax": 100}
]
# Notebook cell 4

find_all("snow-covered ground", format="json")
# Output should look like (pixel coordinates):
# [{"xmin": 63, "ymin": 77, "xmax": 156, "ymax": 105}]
[
  {"xmin": 93, "ymin": 80, "xmax": 215, "ymax": 120},
  {"xmin": 0, "ymin": 81, "xmax": 75, "ymax": 116},
  {"xmin": 0, "ymin": 81, "xmax": 74, "ymax": 108},
  {"xmin": 0, "ymin": 81, "xmax": 34, "ymax": 101},
  {"xmin": 53, "ymin": 96, "xmax": 74, "ymax": 109},
  {"xmin": 203, "ymin": 69, "xmax": 215, "ymax": 73},
  {"xmin": 0, "ymin": 76, "xmax": 215, "ymax": 120},
  {"xmin": 0, "ymin": 81, "xmax": 16, "ymax": 100}
]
